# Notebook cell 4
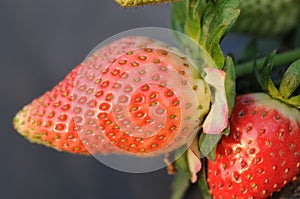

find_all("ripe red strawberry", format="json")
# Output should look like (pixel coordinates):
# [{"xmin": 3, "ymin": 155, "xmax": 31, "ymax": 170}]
[
  {"xmin": 13, "ymin": 36, "xmax": 212, "ymax": 156},
  {"xmin": 207, "ymin": 93, "xmax": 300, "ymax": 198}
]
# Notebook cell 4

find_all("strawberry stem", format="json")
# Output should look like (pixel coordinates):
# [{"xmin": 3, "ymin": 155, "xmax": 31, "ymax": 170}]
[{"xmin": 235, "ymin": 49, "xmax": 300, "ymax": 77}]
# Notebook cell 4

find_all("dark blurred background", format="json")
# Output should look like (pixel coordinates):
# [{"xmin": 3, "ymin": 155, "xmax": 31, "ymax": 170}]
[{"xmin": 0, "ymin": 1, "xmax": 248, "ymax": 199}]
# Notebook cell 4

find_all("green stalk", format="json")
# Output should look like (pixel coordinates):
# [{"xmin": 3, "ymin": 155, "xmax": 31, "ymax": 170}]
[{"xmin": 235, "ymin": 49, "xmax": 300, "ymax": 77}]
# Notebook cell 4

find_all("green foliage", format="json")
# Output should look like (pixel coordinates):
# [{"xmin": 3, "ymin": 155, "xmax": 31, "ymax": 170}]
[
  {"xmin": 171, "ymin": 0, "xmax": 240, "ymax": 68},
  {"xmin": 254, "ymin": 51, "xmax": 280, "ymax": 97},
  {"xmin": 171, "ymin": 152, "xmax": 191, "ymax": 199},
  {"xmin": 199, "ymin": 133, "xmax": 220, "ymax": 160},
  {"xmin": 279, "ymin": 60, "xmax": 300, "ymax": 99}
]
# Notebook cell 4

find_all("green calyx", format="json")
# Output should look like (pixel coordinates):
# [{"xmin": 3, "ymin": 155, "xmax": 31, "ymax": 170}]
[
  {"xmin": 255, "ymin": 52, "xmax": 300, "ymax": 108},
  {"xmin": 171, "ymin": 0, "xmax": 239, "ymax": 162}
]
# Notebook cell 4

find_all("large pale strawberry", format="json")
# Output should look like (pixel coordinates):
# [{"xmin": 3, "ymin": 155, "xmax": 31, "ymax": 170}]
[
  {"xmin": 14, "ymin": 36, "xmax": 223, "ymax": 156},
  {"xmin": 207, "ymin": 58, "xmax": 300, "ymax": 198}
]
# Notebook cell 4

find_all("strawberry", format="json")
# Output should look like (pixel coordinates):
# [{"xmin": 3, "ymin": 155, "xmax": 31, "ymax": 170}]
[
  {"xmin": 207, "ymin": 93, "xmax": 300, "ymax": 198},
  {"xmin": 233, "ymin": 0, "xmax": 300, "ymax": 36},
  {"xmin": 207, "ymin": 58, "xmax": 300, "ymax": 198},
  {"xmin": 13, "ymin": 36, "xmax": 213, "ymax": 156}
]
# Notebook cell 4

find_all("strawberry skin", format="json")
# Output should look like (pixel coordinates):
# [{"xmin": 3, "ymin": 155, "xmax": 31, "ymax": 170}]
[
  {"xmin": 13, "ymin": 36, "xmax": 211, "ymax": 156},
  {"xmin": 207, "ymin": 93, "xmax": 300, "ymax": 198}
]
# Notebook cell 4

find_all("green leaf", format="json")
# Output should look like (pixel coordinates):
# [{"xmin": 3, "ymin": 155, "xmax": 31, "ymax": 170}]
[
  {"xmin": 199, "ymin": 133, "xmax": 221, "ymax": 160},
  {"xmin": 171, "ymin": 152, "xmax": 191, "ymax": 199},
  {"xmin": 254, "ymin": 55, "xmax": 300, "ymax": 108},
  {"xmin": 255, "ymin": 51, "xmax": 281, "ymax": 97},
  {"xmin": 197, "ymin": 159, "xmax": 211, "ymax": 199},
  {"xmin": 171, "ymin": 0, "xmax": 241, "ymax": 69},
  {"xmin": 200, "ymin": 0, "xmax": 241, "ymax": 68},
  {"xmin": 202, "ymin": 125, "xmax": 231, "ymax": 159},
  {"xmin": 279, "ymin": 59, "xmax": 300, "ymax": 99},
  {"xmin": 224, "ymin": 56, "xmax": 236, "ymax": 116},
  {"xmin": 185, "ymin": 0, "xmax": 201, "ymax": 41},
  {"xmin": 114, "ymin": 0, "xmax": 180, "ymax": 7},
  {"xmin": 288, "ymin": 95, "xmax": 300, "ymax": 109},
  {"xmin": 171, "ymin": 0, "xmax": 187, "ymax": 34},
  {"xmin": 175, "ymin": 150, "xmax": 190, "ymax": 172},
  {"xmin": 171, "ymin": 170, "xmax": 190, "ymax": 199}
]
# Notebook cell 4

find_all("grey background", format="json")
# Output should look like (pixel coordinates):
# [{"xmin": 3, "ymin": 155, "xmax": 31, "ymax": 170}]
[{"xmin": 0, "ymin": 1, "xmax": 247, "ymax": 199}]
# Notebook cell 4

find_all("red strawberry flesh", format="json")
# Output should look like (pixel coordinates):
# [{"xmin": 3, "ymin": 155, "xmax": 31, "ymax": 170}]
[{"xmin": 207, "ymin": 93, "xmax": 300, "ymax": 198}]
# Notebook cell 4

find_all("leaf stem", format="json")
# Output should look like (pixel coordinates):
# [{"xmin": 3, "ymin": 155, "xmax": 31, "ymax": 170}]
[{"xmin": 235, "ymin": 49, "xmax": 300, "ymax": 77}]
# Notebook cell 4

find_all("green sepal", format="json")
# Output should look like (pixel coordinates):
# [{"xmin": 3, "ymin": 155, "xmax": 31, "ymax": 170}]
[
  {"xmin": 255, "ymin": 51, "xmax": 281, "ymax": 97},
  {"xmin": 199, "ymin": 133, "xmax": 221, "ymax": 160},
  {"xmin": 224, "ymin": 56, "xmax": 236, "ymax": 116},
  {"xmin": 171, "ymin": 0, "xmax": 216, "ymax": 77},
  {"xmin": 171, "ymin": 152, "xmax": 191, "ymax": 199},
  {"xmin": 197, "ymin": 159, "xmax": 211, "ymax": 199},
  {"xmin": 279, "ymin": 59, "xmax": 300, "ymax": 99}
]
